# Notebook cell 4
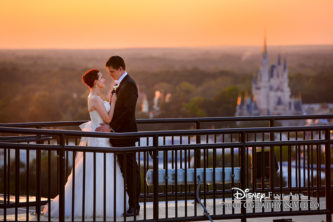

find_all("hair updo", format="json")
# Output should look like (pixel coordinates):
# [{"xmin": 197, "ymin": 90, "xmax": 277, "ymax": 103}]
[{"xmin": 82, "ymin": 69, "xmax": 99, "ymax": 88}]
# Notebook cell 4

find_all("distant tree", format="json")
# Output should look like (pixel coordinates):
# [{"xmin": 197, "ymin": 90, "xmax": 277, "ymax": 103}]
[
  {"xmin": 27, "ymin": 91, "xmax": 62, "ymax": 121},
  {"xmin": 159, "ymin": 81, "xmax": 196, "ymax": 117},
  {"xmin": 184, "ymin": 96, "xmax": 207, "ymax": 117},
  {"xmin": 205, "ymin": 86, "xmax": 240, "ymax": 117}
]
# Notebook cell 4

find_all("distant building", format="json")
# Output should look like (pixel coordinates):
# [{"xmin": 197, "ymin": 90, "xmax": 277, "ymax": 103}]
[
  {"xmin": 303, "ymin": 103, "xmax": 333, "ymax": 115},
  {"xmin": 137, "ymin": 89, "xmax": 172, "ymax": 119},
  {"xmin": 141, "ymin": 94, "xmax": 149, "ymax": 113},
  {"xmin": 236, "ymin": 37, "xmax": 303, "ymax": 117},
  {"xmin": 137, "ymin": 92, "xmax": 149, "ymax": 118},
  {"xmin": 303, "ymin": 103, "xmax": 333, "ymax": 126},
  {"xmin": 153, "ymin": 90, "xmax": 162, "ymax": 115}
]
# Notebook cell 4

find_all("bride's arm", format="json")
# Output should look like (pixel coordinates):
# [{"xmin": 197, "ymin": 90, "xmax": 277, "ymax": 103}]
[{"xmin": 90, "ymin": 95, "xmax": 117, "ymax": 124}]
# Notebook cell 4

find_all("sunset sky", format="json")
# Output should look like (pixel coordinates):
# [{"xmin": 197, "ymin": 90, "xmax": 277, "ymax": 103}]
[{"xmin": 1, "ymin": 0, "xmax": 332, "ymax": 49}]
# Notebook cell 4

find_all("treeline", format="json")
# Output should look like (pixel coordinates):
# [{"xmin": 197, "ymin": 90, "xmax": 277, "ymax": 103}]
[
  {"xmin": 0, "ymin": 54, "xmax": 252, "ymax": 123},
  {"xmin": 289, "ymin": 65, "xmax": 333, "ymax": 103},
  {"xmin": 0, "ymin": 51, "xmax": 333, "ymax": 123}
]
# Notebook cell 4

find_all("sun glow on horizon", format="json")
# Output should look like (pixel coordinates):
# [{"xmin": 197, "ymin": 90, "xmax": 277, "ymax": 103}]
[{"xmin": 1, "ymin": 0, "xmax": 332, "ymax": 49}]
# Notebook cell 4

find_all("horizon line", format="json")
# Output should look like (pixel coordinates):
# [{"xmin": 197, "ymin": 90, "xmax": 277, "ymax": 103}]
[{"xmin": 1, "ymin": 44, "xmax": 333, "ymax": 51}]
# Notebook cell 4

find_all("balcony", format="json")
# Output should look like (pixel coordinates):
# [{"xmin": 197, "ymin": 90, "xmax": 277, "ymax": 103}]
[{"xmin": 0, "ymin": 115, "xmax": 332, "ymax": 222}]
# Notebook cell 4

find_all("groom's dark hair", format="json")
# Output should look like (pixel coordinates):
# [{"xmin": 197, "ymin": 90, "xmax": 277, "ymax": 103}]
[{"xmin": 105, "ymin": 56, "xmax": 126, "ymax": 70}]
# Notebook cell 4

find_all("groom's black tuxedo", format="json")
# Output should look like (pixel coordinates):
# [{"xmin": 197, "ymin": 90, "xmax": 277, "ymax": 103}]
[
  {"xmin": 109, "ymin": 74, "xmax": 141, "ymax": 211},
  {"xmin": 110, "ymin": 74, "xmax": 138, "ymax": 144}
]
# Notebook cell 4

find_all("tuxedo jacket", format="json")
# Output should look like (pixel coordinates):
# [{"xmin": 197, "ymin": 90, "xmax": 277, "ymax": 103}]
[{"xmin": 109, "ymin": 74, "xmax": 138, "ymax": 147}]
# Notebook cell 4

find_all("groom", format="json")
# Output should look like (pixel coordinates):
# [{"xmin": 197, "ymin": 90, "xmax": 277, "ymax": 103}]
[{"xmin": 96, "ymin": 56, "xmax": 141, "ymax": 217}]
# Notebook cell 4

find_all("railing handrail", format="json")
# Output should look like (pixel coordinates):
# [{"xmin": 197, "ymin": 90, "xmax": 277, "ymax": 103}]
[
  {"xmin": 0, "ymin": 125, "xmax": 332, "ymax": 139},
  {"xmin": 0, "ymin": 114, "xmax": 332, "ymax": 128},
  {"xmin": 0, "ymin": 139, "xmax": 329, "ymax": 153}
]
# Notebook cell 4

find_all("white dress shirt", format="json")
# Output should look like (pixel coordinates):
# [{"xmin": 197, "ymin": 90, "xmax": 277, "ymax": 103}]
[{"xmin": 117, "ymin": 71, "xmax": 128, "ymax": 86}]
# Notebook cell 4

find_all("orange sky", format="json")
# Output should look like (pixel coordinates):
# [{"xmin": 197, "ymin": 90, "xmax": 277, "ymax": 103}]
[{"xmin": 1, "ymin": 0, "xmax": 332, "ymax": 49}]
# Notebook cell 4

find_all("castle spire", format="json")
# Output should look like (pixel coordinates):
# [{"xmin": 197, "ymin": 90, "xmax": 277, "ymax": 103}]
[{"xmin": 262, "ymin": 31, "xmax": 267, "ymax": 57}]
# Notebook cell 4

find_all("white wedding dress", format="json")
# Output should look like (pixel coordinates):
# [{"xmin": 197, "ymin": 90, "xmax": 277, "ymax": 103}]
[{"xmin": 44, "ymin": 98, "xmax": 128, "ymax": 218}]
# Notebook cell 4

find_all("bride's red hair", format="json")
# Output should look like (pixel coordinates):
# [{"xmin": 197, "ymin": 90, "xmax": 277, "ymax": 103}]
[{"xmin": 82, "ymin": 69, "xmax": 99, "ymax": 88}]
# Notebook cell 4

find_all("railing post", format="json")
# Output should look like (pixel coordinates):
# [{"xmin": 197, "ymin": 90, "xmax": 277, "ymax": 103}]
[
  {"xmin": 15, "ymin": 147, "xmax": 19, "ymax": 221},
  {"xmin": 240, "ymin": 132, "xmax": 246, "ymax": 222},
  {"xmin": 269, "ymin": 120, "xmax": 274, "ymax": 194},
  {"xmin": 195, "ymin": 121, "xmax": 201, "ymax": 168},
  {"xmin": 325, "ymin": 129, "xmax": 332, "ymax": 222},
  {"xmin": 153, "ymin": 135, "xmax": 159, "ymax": 221},
  {"xmin": 58, "ymin": 134, "xmax": 65, "ymax": 222},
  {"xmin": 4, "ymin": 148, "xmax": 7, "ymax": 221},
  {"xmin": 36, "ymin": 131, "xmax": 41, "ymax": 220}
]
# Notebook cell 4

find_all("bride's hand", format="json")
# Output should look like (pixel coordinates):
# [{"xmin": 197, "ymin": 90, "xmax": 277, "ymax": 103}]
[{"xmin": 110, "ymin": 93, "xmax": 117, "ymax": 103}]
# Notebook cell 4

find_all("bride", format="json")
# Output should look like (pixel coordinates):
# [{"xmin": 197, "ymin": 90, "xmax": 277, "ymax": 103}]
[{"xmin": 43, "ymin": 69, "xmax": 128, "ymax": 218}]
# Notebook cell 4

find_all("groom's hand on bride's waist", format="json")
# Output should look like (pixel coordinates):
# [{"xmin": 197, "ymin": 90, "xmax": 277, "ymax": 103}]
[{"xmin": 96, "ymin": 123, "xmax": 115, "ymax": 132}]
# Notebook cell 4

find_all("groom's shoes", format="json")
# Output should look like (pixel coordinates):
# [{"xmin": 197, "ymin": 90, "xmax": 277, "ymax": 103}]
[{"xmin": 124, "ymin": 207, "xmax": 140, "ymax": 217}]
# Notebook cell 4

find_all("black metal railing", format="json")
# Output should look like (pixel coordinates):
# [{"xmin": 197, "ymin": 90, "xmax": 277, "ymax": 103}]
[
  {"xmin": 1, "ymin": 114, "xmax": 333, "ymax": 128},
  {"xmin": 0, "ymin": 115, "xmax": 332, "ymax": 222}
]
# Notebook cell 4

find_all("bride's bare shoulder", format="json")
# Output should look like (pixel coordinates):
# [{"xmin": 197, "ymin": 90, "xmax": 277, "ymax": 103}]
[
  {"xmin": 88, "ymin": 94, "xmax": 104, "ymax": 112},
  {"xmin": 88, "ymin": 95, "xmax": 98, "ymax": 111}
]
